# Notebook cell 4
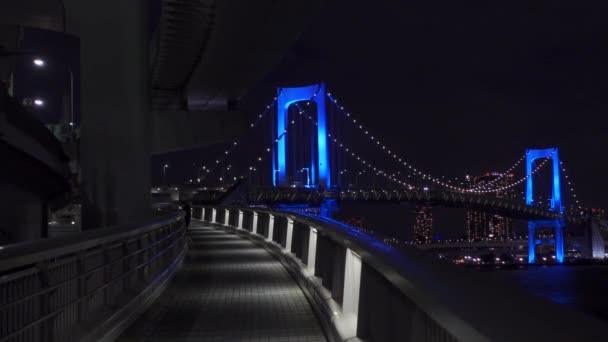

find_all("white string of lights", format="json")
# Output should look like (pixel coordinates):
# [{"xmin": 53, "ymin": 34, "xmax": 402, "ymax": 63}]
[
  {"xmin": 467, "ymin": 155, "xmax": 526, "ymax": 191},
  {"xmin": 328, "ymin": 132, "xmax": 415, "ymax": 188},
  {"xmin": 199, "ymin": 92, "xmax": 281, "ymax": 181},
  {"xmin": 291, "ymin": 102, "xmax": 416, "ymax": 189},
  {"xmin": 235, "ymin": 133, "xmax": 285, "ymax": 181},
  {"xmin": 296, "ymin": 100, "xmax": 552, "ymax": 194},
  {"xmin": 559, "ymin": 160, "xmax": 582, "ymax": 209},
  {"xmin": 222, "ymin": 101, "xmax": 550, "ymax": 196},
  {"xmin": 326, "ymin": 90, "xmax": 535, "ymax": 193},
  {"xmin": 473, "ymin": 153, "xmax": 554, "ymax": 193}
]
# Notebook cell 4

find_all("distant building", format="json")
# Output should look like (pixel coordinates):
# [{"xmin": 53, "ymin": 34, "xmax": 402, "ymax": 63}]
[
  {"xmin": 414, "ymin": 204, "xmax": 433, "ymax": 244},
  {"xmin": 465, "ymin": 172, "xmax": 516, "ymax": 241}
]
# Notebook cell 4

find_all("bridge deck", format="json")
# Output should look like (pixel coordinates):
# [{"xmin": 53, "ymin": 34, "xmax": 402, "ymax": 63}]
[{"xmin": 118, "ymin": 221, "xmax": 327, "ymax": 342}]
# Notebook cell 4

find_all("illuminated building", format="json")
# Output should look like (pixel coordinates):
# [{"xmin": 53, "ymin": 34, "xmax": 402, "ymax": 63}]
[
  {"xmin": 414, "ymin": 204, "xmax": 433, "ymax": 244},
  {"xmin": 465, "ymin": 172, "xmax": 515, "ymax": 240}
]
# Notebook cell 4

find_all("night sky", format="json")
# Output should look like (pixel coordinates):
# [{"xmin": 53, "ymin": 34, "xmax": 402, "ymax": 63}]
[{"xmin": 234, "ymin": 0, "xmax": 608, "ymax": 209}]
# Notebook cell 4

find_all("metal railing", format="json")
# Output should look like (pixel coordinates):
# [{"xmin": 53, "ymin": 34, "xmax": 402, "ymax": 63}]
[
  {"xmin": 195, "ymin": 206, "xmax": 608, "ymax": 342},
  {"xmin": 0, "ymin": 211, "xmax": 187, "ymax": 342}
]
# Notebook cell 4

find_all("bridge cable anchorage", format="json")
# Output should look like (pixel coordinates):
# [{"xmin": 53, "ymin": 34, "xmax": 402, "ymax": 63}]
[
  {"xmin": 198, "ymin": 90, "xmax": 282, "ymax": 182},
  {"xmin": 326, "ymin": 90, "xmax": 532, "ymax": 193},
  {"xmin": 232, "ymin": 85, "xmax": 323, "ymax": 184}
]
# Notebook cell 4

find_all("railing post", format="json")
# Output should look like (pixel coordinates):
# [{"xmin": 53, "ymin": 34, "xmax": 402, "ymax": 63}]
[
  {"xmin": 307, "ymin": 227, "xmax": 318, "ymax": 273},
  {"xmin": 103, "ymin": 244, "xmax": 112, "ymax": 306},
  {"xmin": 342, "ymin": 248, "xmax": 362, "ymax": 331},
  {"xmin": 238, "ymin": 210, "xmax": 243, "ymax": 229},
  {"xmin": 165, "ymin": 223, "xmax": 174, "ymax": 266},
  {"xmin": 122, "ymin": 241, "xmax": 131, "ymax": 292},
  {"xmin": 137, "ymin": 234, "xmax": 148, "ymax": 282},
  {"xmin": 285, "ymin": 218, "xmax": 294, "ymax": 252},
  {"xmin": 212, "ymin": 208, "xmax": 217, "ymax": 223},
  {"xmin": 37, "ymin": 261, "xmax": 54, "ymax": 342},
  {"xmin": 267, "ymin": 214, "xmax": 275, "ymax": 241},
  {"xmin": 76, "ymin": 252, "xmax": 87, "ymax": 321},
  {"xmin": 224, "ymin": 209, "xmax": 230, "ymax": 226},
  {"xmin": 252, "ymin": 212, "xmax": 258, "ymax": 235}
]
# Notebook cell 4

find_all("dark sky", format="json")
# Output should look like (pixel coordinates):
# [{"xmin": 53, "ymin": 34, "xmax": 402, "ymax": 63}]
[{"xmin": 238, "ymin": 0, "xmax": 608, "ymax": 209}]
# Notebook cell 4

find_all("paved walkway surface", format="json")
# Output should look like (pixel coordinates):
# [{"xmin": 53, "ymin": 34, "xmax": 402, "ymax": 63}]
[{"xmin": 118, "ymin": 221, "xmax": 327, "ymax": 342}]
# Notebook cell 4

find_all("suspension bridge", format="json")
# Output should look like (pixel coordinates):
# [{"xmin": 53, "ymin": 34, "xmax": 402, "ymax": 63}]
[{"xmin": 179, "ymin": 82, "xmax": 602, "ymax": 265}]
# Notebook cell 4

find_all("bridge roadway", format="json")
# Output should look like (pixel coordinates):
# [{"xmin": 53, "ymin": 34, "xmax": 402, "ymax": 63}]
[
  {"xmin": 117, "ymin": 220, "xmax": 327, "ymax": 341},
  {"xmin": 188, "ymin": 186, "xmax": 581, "ymax": 223}
]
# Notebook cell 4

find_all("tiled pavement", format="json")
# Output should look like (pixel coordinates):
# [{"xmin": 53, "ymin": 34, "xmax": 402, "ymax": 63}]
[{"xmin": 117, "ymin": 221, "xmax": 327, "ymax": 342}]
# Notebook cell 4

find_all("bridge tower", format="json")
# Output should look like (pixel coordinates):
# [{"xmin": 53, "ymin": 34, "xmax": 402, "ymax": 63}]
[
  {"xmin": 525, "ymin": 147, "xmax": 564, "ymax": 263},
  {"xmin": 528, "ymin": 220, "xmax": 565, "ymax": 264},
  {"xmin": 526, "ymin": 147, "xmax": 562, "ymax": 213},
  {"xmin": 273, "ymin": 83, "xmax": 330, "ymax": 188}
]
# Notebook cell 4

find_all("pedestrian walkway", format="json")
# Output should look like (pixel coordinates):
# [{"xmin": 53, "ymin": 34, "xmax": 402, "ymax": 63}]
[{"xmin": 118, "ymin": 221, "xmax": 328, "ymax": 342}]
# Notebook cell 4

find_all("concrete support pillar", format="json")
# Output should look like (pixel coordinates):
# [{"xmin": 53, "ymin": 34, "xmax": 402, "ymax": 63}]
[
  {"xmin": 555, "ymin": 222, "xmax": 564, "ymax": 263},
  {"xmin": 238, "ymin": 211, "xmax": 243, "ymax": 229},
  {"xmin": 64, "ymin": 0, "xmax": 150, "ymax": 229},
  {"xmin": 285, "ymin": 218, "xmax": 294, "ymax": 252},
  {"xmin": 224, "ymin": 209, "xmax": 230, "ymax": 226},
  {"xmin": 307, "ymin": 227, "xmax": 318, "ymax": 272},
  {"xmin": 201, "ymin": 208, "xmax": 206, "ymax": 221},
  {"xmin": 211, "ymin": 208, "xmax": 217, "ymax": 223},
  {"xmin": 268, "ymin": 215, "xmax": 275, "ymax": 242},
  {"xmin": 252, "ymin": 213, "xmax": 258, "ymax": 235}
]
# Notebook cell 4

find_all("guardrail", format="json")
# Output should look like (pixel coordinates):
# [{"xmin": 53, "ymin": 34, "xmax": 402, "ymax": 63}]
[
  {"xmin": 195, "ymin": 206, "xmax": 608, "ymax": 342},
  {"xmin": 0, "ymin": 211, "xmax": 187, "ymax": 342}
]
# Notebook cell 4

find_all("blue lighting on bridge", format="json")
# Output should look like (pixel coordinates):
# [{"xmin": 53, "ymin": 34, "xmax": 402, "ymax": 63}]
[
  {"xmin": 528, "ymin": 220, "xmax": 565, "ymax": 264},
  {"xmin": 320, "ymin": 198, "xmax": 339, "ymax": 218},
  {"xmin": 274, "ymin": 83, "xmax": 330, "ymax": 188},
  {"xmin": 525, "ymin": 147, "xmax": 562, "ymax": 213},
  {"xmin": 525, "ymin": 148, "xmax": 564, "ymax": 264}
]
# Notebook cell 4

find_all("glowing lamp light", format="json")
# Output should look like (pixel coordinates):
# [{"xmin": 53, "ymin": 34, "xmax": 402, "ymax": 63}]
[
  {"xmin": 33, "ymin": 58, "xmax": 45, "ymax": 67},
  {"xmin": 33, "ymin": 99, "xmax": 44, "ymax": 106}
]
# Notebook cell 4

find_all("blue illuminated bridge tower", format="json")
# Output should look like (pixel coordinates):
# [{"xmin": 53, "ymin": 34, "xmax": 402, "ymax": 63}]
[
  {"xmin": 526, "ymin": 147, "xmax": 565, "ymax": 263},
  {"xmin": 273, "ymin": 83, "xmax": 331, "ymax": 189}
]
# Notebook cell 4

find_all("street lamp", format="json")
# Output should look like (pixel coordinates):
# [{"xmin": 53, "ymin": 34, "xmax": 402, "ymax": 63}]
[
  {"xmin": 162, "ymin": 164, "xmax": 169, "ymax": 186},
  {"xmin": 31, "ymin": 56, "xmax": 75, "ymax": 130},
  {"xmin": 301, "ymin": 168, "xmax": 310, "ymax": 187},
  {"xmin": 33, "ymin": 98, "xmax": 44, "ymax": 107}
]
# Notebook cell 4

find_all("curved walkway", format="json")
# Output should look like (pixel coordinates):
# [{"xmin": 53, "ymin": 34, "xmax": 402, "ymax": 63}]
[{"xmin": 118, "ymin": 221, "xmax": 327, "ymax": 342}]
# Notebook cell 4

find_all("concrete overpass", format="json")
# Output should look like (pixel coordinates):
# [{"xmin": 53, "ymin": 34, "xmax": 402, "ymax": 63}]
[{"xmin": 1, "ymin": 0, "xmax": 325, "ymax": 233}]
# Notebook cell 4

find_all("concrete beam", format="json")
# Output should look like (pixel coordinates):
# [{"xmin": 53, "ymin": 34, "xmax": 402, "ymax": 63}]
[{"xmin": 151, "ymin": 109, "xmax": 248, "ymax": 155}]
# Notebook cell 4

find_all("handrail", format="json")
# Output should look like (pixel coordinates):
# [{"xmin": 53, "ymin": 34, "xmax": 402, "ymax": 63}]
[
  {"xmin": 0, "ymin": 224, "xmax": 185, "ymax": 311},
  {"xmin": 0, "ymin": 236, "xmax": 183, "ymax": 342},
  {"xmin": 0, "ymin": 213, "xmax": 181, "ymax": 273},
  {"xmin": 196, "ymin": 206, "xmax": 608, "ymax": 342},
  {"xmin": 0, "ymin": 211, "xmax": 188, "ymax": 342}
]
